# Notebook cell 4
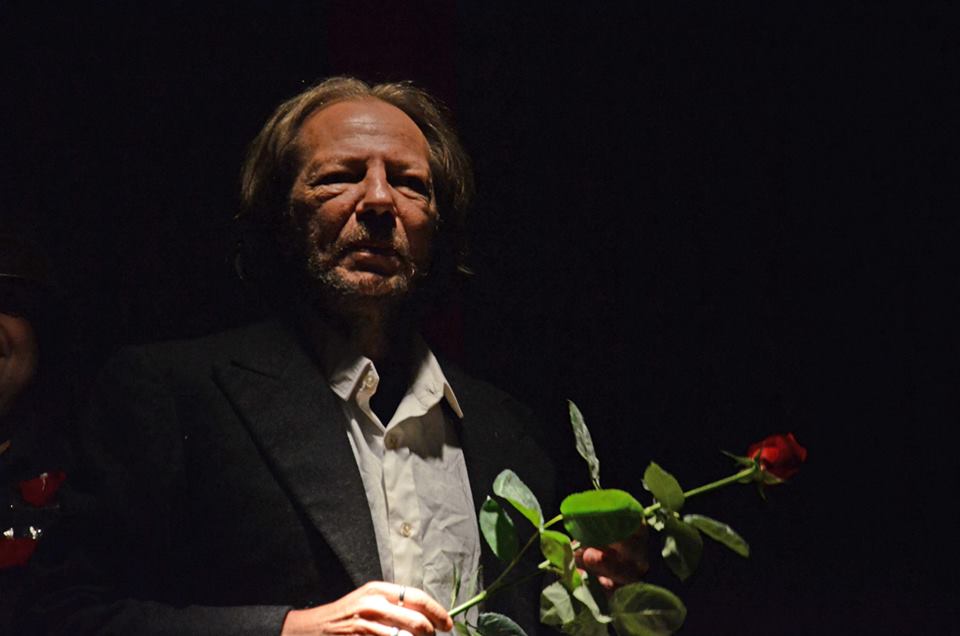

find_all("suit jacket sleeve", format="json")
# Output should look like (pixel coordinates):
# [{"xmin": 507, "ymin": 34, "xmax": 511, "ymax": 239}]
[{"xmin": 20, "ymin": 347, "xmax": 292, "ymax": 636}]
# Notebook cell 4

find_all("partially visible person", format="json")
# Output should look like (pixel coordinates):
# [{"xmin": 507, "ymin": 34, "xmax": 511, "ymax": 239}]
[
  {"xmin": 0, "ymin": 234, "xmax": 71, "ymax": 632},
  {"xmin": 20, "ymin": 78, "xmax": 646, "ymax": 636}
]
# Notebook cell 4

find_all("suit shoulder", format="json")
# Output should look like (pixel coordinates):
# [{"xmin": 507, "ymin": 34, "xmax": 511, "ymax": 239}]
[
  {"xmin": 440, "ymin": 359, "xmax": 536, "ymax": 420},
  {"xmin": 102, "ymin": 319, "xmax": 299, "ymax": 384}
]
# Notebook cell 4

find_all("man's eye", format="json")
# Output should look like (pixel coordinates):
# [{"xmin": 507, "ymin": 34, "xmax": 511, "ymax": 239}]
[
  {"xmin": 396, "ymin": 176, "xmax": 430, "ymax": 196},
  {"xmin": 312, "ymin": 172, "xmax": 358, "ymax": 186}
]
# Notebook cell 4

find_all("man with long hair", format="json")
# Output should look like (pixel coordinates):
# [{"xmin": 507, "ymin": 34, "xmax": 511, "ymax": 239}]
[{"xmin": 24, "ymin": 78, "xmax": 643, "ymax": 636}]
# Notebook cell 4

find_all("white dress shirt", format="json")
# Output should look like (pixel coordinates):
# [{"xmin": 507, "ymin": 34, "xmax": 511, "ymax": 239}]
[{"xmin": 320, "ymin": 327, "xmax": 482, "ymax": 617}]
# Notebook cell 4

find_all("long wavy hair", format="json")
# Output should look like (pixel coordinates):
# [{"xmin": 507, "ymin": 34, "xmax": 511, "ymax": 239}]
[{"xmin": 236, "ymin": 77, "xmax": 474, "ymax": 301}]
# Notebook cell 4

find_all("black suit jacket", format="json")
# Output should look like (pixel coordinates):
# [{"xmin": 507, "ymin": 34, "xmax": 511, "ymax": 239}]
[{"xmin": 25, "ymin": 320, "xmax": 555, "ymax": 636}]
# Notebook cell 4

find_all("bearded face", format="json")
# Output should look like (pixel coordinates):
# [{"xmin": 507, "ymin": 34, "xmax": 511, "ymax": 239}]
[{"xmin": 285, "ymin": 98, "xmax": 438, "ymax": 305}]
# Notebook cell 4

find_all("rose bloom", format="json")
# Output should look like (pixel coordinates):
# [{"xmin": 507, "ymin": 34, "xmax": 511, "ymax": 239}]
[{"xmin": 747, "ymin": 433, "xmax": 807, "ymax": 480}]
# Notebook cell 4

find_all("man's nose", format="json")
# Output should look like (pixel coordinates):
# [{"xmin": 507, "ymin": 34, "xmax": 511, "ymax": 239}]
[{"xmin": 357, "ymin": 167, "xmax": 395, "ymax": 215}]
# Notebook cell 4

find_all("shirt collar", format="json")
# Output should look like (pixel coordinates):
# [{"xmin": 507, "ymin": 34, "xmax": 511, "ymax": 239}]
[{"xmin": 315, "ymin": 320, "xmax": 463, "ymax": 420}]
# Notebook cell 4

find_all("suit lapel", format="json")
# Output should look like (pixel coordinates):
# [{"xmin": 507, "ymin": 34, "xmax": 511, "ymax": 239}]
[
  {"xmin": 445, "ymin": 368, "xmax": 528, "ymax": 583},
  {"xmin": 447, "ymin": 367, "xmax": 555, "ymax": 631},
  {"xmin": 214, "ymin": 320, "xmax": 382, "ymax": 587},
  {"xmin": 444, "ymin": 367, "xmax": 520, "ymax": 519}
]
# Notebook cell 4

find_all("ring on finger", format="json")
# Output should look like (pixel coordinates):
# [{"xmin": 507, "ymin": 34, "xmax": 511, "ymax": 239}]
[{"xmin": 389, "ymin": 627, "xmax": 400, "ymax": 636}]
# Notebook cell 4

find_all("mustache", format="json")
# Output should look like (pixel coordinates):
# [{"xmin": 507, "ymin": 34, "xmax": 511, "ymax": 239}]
[{"xmin": 329, "ymin": 228, "xmax": 412, "ymax": 262}]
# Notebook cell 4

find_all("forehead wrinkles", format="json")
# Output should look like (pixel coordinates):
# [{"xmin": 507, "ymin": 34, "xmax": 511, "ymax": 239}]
[{"xmin": 294, "ymin": 99, "xmax": 432, "ymax": 171}]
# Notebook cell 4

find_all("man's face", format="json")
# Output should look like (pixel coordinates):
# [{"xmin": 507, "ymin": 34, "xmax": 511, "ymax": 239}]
[
  {"xmin": 286, "ymin": 98, "xmax": 438, "ymax": 302},
  {"xmin": 0, "ymin": 312, "xmax": 38, "ymax": 418}
]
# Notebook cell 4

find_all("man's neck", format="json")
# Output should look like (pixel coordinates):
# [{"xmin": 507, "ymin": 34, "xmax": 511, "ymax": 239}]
[
  {"xmin": 319, "ymin": 299, "xmax": 414, "ymax": 363},
  {"xmin": 316, "ymin": 300, "xmax": 420, "ymax": 424}
]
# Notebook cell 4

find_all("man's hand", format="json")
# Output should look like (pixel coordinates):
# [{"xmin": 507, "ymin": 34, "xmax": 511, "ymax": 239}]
[
  {"xmin": 574, "ymin": 527, "xmax": 650, "ymax": 592},
  {"xmin": 281, "ymin": 582, "xmax": 453, "ymax": 636}
]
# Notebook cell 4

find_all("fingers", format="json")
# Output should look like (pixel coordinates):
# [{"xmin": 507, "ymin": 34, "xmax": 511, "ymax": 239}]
[
  {"xmin": 355, "ymin": 582, "xmax": 453, "ymax": 634},
  {"xmin": 395, "ymin": 586, "xmax": 452, "ymax": 632},
  {"xmin": 594, "ymin": 575, "xmax": 617, "ymax": 592},
  {"xmin": 353, "ymin": 617, "xmax": 414, "ymax": 636},
  {"xmin": 307, "ymin": 615, "xmax": 415, "ymax": 636},
  {"xmin": 612, "ymin": 527, "xmax": 649, "ymax": 564},
  {"xmin": 280, "ymin": 582, "xmax": 453, "ymax": 636},
  {"xmin": 574, "ymin": 531, "xmax": 650, "ymax": 587},
  {"xmin": 575, "ymin": 546, "xmax": 649, "ymax": 583}
]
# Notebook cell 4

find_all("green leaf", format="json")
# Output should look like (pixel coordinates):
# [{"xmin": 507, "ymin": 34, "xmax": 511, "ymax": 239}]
[
  {"xmin": 756, "ymin": 482, "xmax": 768, "ymax": 501},
  {"xmin": 564, "ymin": 606, "xmax": 610, "ymax": 636},
  {"xmin": 543, "ymin": 579, "xmax": 612, "ymax": 636},
  {"xmin": 456, "ymin": 622, "xmax": 483, "ymax": 636},
  {"xmin": 539, "ymin": 530, "xmax": 571, "ymax": 569},
  {"xmin": 449, "ymin": 562, "xmax": 461, "ymax": 609},
  {"xmin": 721, "ymin": 449, "xmax": 757, "ymax": 470},
  {"xmin": 609, "ymin": 582, "xmax": 687, "ymax": 636},
  {"xmin": 642, "ymin": 463, "xmax": 684, "ymax": 512},
  {"xmin": 646, "ymin": 514, "xmax": 665, "ymax": 532},
  {"xmin": 493, "ymin": 469, "xmax": 543, "ymax": 528},
  {"xmin": 683, "ymin": 514, "xmax": 750, "ymax": 558},
  {"xmin": 540, "ymin": 529, "xmax": 581, "ymax": 590},
  {"xmin": 541, "ymin": 581, "xmax": 576, "ymax": 627},
  {"xmin": 760, "ymin": 471, "xmax": 785, "ymax": 486},
  {"xmin": 480, "ymin": 496, "xmax": 519, "ymax": 562},
  {"xmin": 722, "ymin": 451, "xmax": 767, "ymax": 484},
  {"xmin": 572, "ymin": 583, "xmax": 611, "ymax": 624},
  {"xmin": 568, "ymin": 400, "xmax": 601, "ymax": 489},
  {"xmin": 477, "ymin": 612, "xmax": 528, "ymax": 636},
  {"xmin": 561, "ymin": 489, "xmax": 645, "ymax": 547},
  {"xmin": 659, "ymin": 514, "xmax": 703, "ymax": 581},
  {"xmin": 463, "ymin": 565, "xmax": 480, "ymax": 600}
]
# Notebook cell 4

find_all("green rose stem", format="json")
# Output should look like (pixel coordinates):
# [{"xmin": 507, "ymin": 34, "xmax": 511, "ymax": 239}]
[
  {"xmin": 449, "ymin": 464, "xmax": 759, "ymax": 618},
  {"xmin": 449, "ymin": 514, "xmax": 564, "ymax": 617},
  {"xmin": 641, "ymin": 463, "xmax": 759, "ymax": 517}
]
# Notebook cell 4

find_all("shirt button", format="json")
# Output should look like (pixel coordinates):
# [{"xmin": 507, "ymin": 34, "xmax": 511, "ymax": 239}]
[
  {"xmin": 400, "ymin": 522, "xmax": 413, "ymax": 538},
  {"xmin": 384, "ymin": 432, "xmax": 400, "ymax": 450},
  {"xmin": 363, "ymin": 374, "xmax": 376, "ymax": 389}
]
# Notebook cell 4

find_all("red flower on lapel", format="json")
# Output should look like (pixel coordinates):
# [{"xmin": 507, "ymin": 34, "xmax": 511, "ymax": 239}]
[
  {"xmin": 0, "ymin": 537, "xmax": 38, "ymax": 569},
  {"xmin": 18, "ymin": 470, "xmax": 67, "ymax": 507}
]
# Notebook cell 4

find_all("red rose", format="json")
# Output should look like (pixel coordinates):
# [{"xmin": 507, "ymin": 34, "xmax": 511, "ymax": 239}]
[
  {"xmin": 18, "ymin": 470, "xmax": 67, "ymax": 507},
  {"xmin": 0, "ymin": 537, "xmax": 38, "ymax": 569},
  {"xmin": 747, "ymin": 433, "xmax": 807, "ymax": 480}
]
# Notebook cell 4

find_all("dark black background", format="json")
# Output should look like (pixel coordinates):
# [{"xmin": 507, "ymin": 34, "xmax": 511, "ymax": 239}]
[{"xmin": 2, "ymin": 2, "xmax": 955, "ymax": 633}]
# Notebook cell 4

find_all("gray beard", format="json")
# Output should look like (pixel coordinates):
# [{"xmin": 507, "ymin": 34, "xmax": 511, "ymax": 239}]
[
  {"xmin": 298, "ymin": 242, "xmax": 431, "ymax": 317},
  {"xmin": 309, "ymin": 260, "xmax": 420, "ymax": 300},
  {"xmin": 300, "ymin": 254, "xmax": 428, "ymax": 360}
]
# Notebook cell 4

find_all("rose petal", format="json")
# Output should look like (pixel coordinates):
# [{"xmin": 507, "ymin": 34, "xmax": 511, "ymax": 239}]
[
  {"xmin": 18, "ymin": 470, "xmax": 67, "ymax": 507},
  {"xmin": 746, "ymin": 433, "xmax": 807, "ymax": 481},
  {"xmin": 0, "ymin": 537, "xmax": 39, "ymax": 569}
]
